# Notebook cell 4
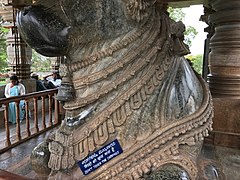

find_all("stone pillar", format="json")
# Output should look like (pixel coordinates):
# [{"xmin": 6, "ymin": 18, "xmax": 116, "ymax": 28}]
[
  {"xmin": 6, "ymin": 28, "xmax": 32, "ymax": 80},
  {"xmin": 207, "ymin": 0, "xmax": 240, "ymax": 147},
  {"xmin": 0, "ymin": 1, "xmax": 32, "ymax": 80},
  {"xmin": 0, "ymin": 0, "xmax": 36, "ymax": 93},
  {"xmin": 208, "ymin": 0, "xmax": 240, "ymax": 97}
]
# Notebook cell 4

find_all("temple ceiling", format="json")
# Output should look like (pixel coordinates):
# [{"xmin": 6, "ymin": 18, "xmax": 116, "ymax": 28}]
[
  {"xmin": 5, "ymin": 0, "xmax": 208, "ymax": 9},
  {"xmin": 162, "ymin": 0, "xmax": 205, "ymax": 7}
]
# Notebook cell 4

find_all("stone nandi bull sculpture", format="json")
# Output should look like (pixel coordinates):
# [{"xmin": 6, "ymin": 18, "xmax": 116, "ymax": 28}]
[{"xmin": 17, "ymin": 0, "xmax": 213, "ymax": 179}]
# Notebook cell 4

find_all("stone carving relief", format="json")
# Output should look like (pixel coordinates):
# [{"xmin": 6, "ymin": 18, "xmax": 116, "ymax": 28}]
[{"xmin": 17, "ymin": 0, "xmax": 213, "ymax": 179}]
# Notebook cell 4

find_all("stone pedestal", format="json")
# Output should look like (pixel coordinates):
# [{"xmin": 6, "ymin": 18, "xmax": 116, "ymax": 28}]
[
  {"xmin": 210, "ymin": 99, "xmax": 240, "ymax": 148},
  {"xmin": 208, "ymin": 0, "xmax": 240, "ymax": 147}
]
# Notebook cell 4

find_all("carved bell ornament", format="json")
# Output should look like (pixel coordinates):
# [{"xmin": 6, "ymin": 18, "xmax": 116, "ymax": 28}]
[
  {"xmin": 56, "ymin": 58, "xmax": 76, "ymax": 102},
  {"xmin": 56, "ymin": 71, "xmax": 75, "ymax": 102},
  {"xmin": 56, "ymin": 82, "xmax": 75, "ymax": 102}
]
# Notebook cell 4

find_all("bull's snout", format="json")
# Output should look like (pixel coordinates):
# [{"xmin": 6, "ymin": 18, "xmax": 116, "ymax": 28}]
[{"xmin": 17, "ymin": 5, "xmax": 71, "ymax": 57}]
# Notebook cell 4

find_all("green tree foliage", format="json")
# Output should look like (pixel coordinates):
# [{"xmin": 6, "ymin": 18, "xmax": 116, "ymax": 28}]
[
  {"xmin": 168, "ymin": 7, "xmax": 186, "ymax": 21},
  {"xmin": 184, "ymin": 26, "xmax": 198, "ymax": 47},
  {"xmin": 168, "ymin": 7, "xmax": 198, "ymax": 48},
  {"xmin": 31, "ymin": 50, "xmax": 51, "ymax": 73},
  {"xmin": 186, "ymin": 54, "xmax": 203, "ymax": 75},
  {"xmin": 0, "ymin": 17, "xmax": 8, "ymax": 73}
]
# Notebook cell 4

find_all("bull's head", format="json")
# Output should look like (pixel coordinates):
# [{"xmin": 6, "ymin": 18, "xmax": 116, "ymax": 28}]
[{"xmin": 17, "ymin": 0, "xmax": 157, "ymax": 57}]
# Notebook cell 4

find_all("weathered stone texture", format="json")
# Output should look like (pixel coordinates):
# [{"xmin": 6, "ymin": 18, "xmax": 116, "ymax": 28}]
[{"xmin": 17, "ymin": 0, "xmax": 213, "ymax": 179}]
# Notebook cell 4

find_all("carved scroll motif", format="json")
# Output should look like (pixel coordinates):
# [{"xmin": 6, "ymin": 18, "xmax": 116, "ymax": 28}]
[
  {"xmin": 93, "ymin": 121, "xmax": 109, "ymax": 145},
  {"xmin": 112, "ymin": 105, "xmax": 127, "ymax": 126},
  {"xmin": 155, "ymin": 64, "xmax": 164, "ymax": 81},
  {"xmin": 74, "ymin": 138, "xmax": 89, "ymax": 161},
  {"xmin": 107, "ymin": 118, "xmax": 116, "ymax": 134},
  {"xmin": 130, "ymin": 91, "xmax": 143, "ymax": 110},
  {"xmin": 87, "ymin": 133, "xmax": 96, "ymax": 152},
  {"xmin": 145, "ymin": 78, "xmax": 155, "ymax": 95},
  {"xmin": 140, "ymin": 87, "xmax": 147, "ymax": 102}
]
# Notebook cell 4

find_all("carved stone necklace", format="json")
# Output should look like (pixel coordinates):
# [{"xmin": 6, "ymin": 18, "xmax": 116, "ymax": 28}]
[
  {"xmin": 63, "ymin": 12, "xmax": 170, "ymax": 111},
  {"xmin": 67, "ymin": 19, "xmax": 155, "ymax": 73}
]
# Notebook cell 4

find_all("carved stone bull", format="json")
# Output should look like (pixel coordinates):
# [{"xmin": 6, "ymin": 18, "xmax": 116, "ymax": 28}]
[{"xmin": 17, "ymin": 0, "xmax": 213, "ymax": 179}]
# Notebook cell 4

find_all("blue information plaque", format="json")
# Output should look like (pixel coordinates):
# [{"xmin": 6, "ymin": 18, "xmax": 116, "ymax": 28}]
[{"xmin": 78, "ymin": 139, "xmax": 123, "ymax": 175}]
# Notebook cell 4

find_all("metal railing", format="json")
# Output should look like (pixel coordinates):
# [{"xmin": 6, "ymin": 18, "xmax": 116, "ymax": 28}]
[{"xmin": 0, "ymin": 89, "xmax": 63, "ymax": 153}]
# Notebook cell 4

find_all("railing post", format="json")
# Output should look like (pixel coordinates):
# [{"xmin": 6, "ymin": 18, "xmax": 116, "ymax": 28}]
[
  {"xmin": 15, "ymin": 101, "xmax": 21, "ymax": 141},
  {"xmin": 33, "ymin": 97, "xmax": 39, "ymax": 133},
  {"xmin": 4, "ymin": 104, "xmax": 11, "ymax": 146},
  {"xmin": 25, "ymin": 100, "xmax": 31, "ymax": 136},
  {"xmin": 42, "ymin": 96, "xmax": 46, "ymax": 129},
  {"xmin": 48, "ymin": 95, "xmax": 53, "ymax": 126},
  {"xmin": 54, "ymin": 93, "xmax": 59, "ymax": 125}
]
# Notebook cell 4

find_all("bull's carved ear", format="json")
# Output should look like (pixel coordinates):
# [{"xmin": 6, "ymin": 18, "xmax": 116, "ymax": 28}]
[{"xmin": 124, "ymin": 0, "xmax": 157, "ymax": 22}]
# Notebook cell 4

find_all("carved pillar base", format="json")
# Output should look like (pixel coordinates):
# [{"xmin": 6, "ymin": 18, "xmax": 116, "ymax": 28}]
[
  {"xmin": 207, "ymin": 98, "xmax": 240, "ymax": 148},
  {"xmin": 207, "ymin": 0, "xmax": 240, "ymax": 147}
]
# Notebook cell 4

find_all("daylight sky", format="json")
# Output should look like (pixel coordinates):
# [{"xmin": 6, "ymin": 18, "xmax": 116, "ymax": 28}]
[{"xmin": 182, "ymin": 5, "xmax": 208, "ymax": 55}]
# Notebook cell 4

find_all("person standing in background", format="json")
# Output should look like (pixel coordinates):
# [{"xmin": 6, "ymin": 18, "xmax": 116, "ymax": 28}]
[
  {"xmin": 4, "ymin": 75, "xmax": 26, "ymax": 124},
  {"xmin": 30, "ymin": 72, "xmax": 47, "ymax": 91},
  {"xmin": 44, "ymin": 71, "xmax": 62, "ymax": 89}
]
